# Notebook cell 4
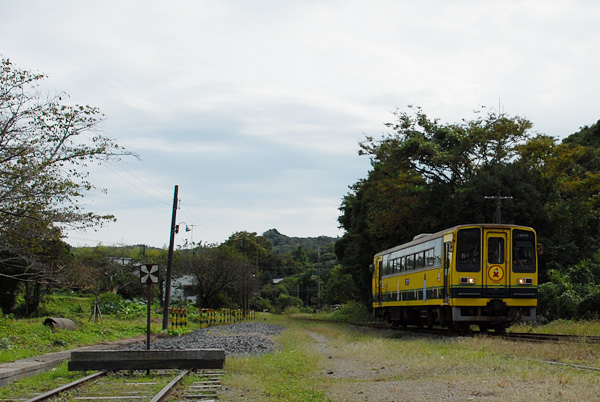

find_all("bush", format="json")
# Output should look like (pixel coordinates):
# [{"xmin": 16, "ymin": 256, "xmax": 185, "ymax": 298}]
[
  {"xmin": 250, "ymin": 295, "xmax": 272, "ymax": 312},
  {"xmin": 275, "ymin": 294, "xmax": 303, "ymax": 313},
  {"xmin": 578, "ymin": 287, "xmax": 600, "ymax": 319},
  {"xmin": 97, "ymin": 293, "xmax": 146, "ymax": 317},
  {"xmin": 329, "ymin": 301, "xmax": 372, "ymax": 323}
]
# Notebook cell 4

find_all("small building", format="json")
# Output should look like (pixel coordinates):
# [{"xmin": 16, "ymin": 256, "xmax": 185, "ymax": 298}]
[{"xmin": 171, "ymin": 275, "xmax": 198, "ymax": 305}]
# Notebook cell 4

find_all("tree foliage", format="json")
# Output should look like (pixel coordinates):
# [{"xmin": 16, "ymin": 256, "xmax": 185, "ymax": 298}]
[
  {"xmin": 0, "ymin": 58, "xmax": 131, "ymax": 240},
  {"xmin": 0, "ymin": 57, "xmax": 134, "ymax": 315},
  {"xmin": 178, "ymin": 244, "xmax": 251, "ymax": 309}
]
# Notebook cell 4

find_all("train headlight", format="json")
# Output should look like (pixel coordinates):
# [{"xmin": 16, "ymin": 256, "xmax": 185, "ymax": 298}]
[
  {"xmin": 518, "ymin": 278, "xmax": 533, "ymax": 285},
  {"xmin": 460, "ymin": 277, "xmax": 476, "ymax": 285}
]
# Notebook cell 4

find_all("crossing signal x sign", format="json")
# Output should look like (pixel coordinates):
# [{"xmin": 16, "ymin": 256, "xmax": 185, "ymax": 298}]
[{"xmin": 140, "ymin": 264, "xmax": 159, "ymax": 284}]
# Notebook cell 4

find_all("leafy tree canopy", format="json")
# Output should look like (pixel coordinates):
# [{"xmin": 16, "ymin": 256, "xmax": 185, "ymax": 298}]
[
  {"xmin": 0, "ymin": 57, "xmax": 134, "ymax": 315},
  {"xmin": 0, "ymin": 58, "xmax": 135, "ymax": 259}
]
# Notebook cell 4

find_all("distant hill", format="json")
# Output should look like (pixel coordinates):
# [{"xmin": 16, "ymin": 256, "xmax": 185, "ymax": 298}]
[{"xmin": 262, "ymin": 229, "xmax": 337, "ymax": 255}]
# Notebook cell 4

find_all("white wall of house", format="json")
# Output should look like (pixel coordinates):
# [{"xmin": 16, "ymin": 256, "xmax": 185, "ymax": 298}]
[{"xmin": 170, "ymin": 275, "xmax": 197, "ymax": 305}]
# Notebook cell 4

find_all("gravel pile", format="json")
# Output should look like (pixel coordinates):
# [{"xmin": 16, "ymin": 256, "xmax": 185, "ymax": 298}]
[{"xmin": 125, "ymin": 322, "xmax": 285, "ymax": 356}]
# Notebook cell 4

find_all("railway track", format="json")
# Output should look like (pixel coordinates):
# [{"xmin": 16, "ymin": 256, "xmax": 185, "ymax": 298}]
[
  {"xmin": 347, "ymin": 319, "xmax": 600, "ymax": 344},
  {"xmin": 22, "ymin": 369, "xmax": 224, "ymax": 402},
  {"xmin": 504, "ymin": 331, "xmax": 600, "ymax": 344}
]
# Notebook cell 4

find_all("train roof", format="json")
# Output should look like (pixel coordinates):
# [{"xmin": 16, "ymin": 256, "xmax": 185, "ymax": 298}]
[{"xmin": 374, "ymin": 223, "xmax": 535, "ymax": 258}]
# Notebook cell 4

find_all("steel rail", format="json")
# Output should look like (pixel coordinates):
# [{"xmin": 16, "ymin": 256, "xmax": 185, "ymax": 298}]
[
  {"xmin": 150, "ymin": 369, "xmax": 190, "ymax": 402},
  {"xmin": 23, "ymin": 370, "xmax": 107, "ymax": 402}
]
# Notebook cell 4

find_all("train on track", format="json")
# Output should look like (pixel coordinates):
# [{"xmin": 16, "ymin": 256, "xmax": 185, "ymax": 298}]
[{"xmin": 371, "ymin": 224, "xmax": 538, "ymax": 333}]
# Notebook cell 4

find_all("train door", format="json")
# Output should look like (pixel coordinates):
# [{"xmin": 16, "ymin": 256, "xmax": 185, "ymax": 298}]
[
  {"xmin": 373, "ymin": 256, "xmax": 383, "ymax": 307},
  {"xmin": 483, "ymin": 230, "xmax": 509, "ymax": 297},
  {"xmin": 443, "ymin": 242, "xmax": 451, "ymax": 303}
]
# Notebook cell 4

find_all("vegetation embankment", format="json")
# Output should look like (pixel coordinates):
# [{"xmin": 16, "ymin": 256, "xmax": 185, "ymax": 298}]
[{"xmin": 0, "ymin": 293, "xmax": 197, "ymax": 364}]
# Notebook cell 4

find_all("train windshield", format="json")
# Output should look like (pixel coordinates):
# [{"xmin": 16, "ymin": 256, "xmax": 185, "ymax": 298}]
[
  {"xmin": 456, "ymin": 228, "xmax": 481, "ymax": 272},
  {"xmin": 513, "ymin": 229, "xmax": 536, "ymax": 273}
]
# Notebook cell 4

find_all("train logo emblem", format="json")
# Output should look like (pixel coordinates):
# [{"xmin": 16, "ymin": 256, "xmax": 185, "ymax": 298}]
[{"xmin": 488, "ymin": 265, "xmax": 505, "ymax": 282}]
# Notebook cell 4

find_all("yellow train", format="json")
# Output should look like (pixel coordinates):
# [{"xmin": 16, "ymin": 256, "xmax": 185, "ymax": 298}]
[{"xmin": 371, "ymin": 224, "xmax": 537, "ymax": 333}]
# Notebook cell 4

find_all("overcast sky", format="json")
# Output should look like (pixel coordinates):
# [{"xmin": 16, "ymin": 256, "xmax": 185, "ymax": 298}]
[{"xmin": 2, "ymin": 1, "xmax": 599, "ymax": 248}]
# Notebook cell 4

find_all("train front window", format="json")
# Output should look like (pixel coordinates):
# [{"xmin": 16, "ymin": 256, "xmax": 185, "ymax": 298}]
[
  {"xmin": 488, "ymin": 237, "xmax": 504, "ymax": 264},
  {"xmin": 456, "ymin": 228, "xmax": 481, "ymax": 272},
  {"xmin": 513, "ymin": 229, "xmax": 536, "ymax": 273}
]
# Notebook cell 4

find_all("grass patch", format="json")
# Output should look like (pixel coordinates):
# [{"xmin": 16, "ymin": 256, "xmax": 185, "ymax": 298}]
[
  {"xmin": 0, "ymin": 293, "xmax": 206, "ymax": 363},
  {"xmin": 0, "ymin": 313, "xmax": 165, "ymax": 363},
  {"xmin": 221, "ymin": 315, "xmax": 328, "ymax": 401},
  {"xmin": 222, "ymin": 315, "xmax": 600, "ymax": 401},
  {"xmin": 0, "ymin": 361, "xmax": 82, "ymax": 399},
  {"xmin": 512, "ymin": 319, "xmax": 600, "ymax": 336}
]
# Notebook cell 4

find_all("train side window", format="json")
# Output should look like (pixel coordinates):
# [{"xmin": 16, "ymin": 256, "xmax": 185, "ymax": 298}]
[
  {"xmin": 425, "ymin": 248, "xmax": 435, "ymax": 266},
  {"xmin": 406, "ymin": 254, "xmax": 414, "ymax": 271},
  {"xmin": 416, "ymin": 252, "xmax": 425, "ymax": 269},
  {"xmin": 513, "ymin": 229, "xmax": 536, "ymax": 273},
  {"xmin": 456, "ymin": 228, "xmax": 481, "ymax": 272}
]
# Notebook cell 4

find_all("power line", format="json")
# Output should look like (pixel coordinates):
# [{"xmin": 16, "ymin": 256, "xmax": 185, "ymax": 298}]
[
  {"xmin": 178, "ymin": 200, "xmax": 221, "ymax": 244},
  {"xmin": 101, "ymin": 163, "xmax": 223, "ymax": 244},
  {"xmin": 103, "ymin": 162, "xmax": 171, "ymax": 206}
]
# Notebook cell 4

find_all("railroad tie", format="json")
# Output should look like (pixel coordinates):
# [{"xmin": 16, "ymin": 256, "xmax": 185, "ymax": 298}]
[{"xmin": 182, "ymin": 369, "xmax": 224, "ymax": 400}]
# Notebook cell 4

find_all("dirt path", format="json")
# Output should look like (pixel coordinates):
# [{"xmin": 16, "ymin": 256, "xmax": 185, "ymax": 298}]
[
  {"xmin": 307, "ymin": 330, "xmax": 593, "ymax": 402},
  {"xmin": 308, "ymin": 330, "xmax": 476, "ymax": 401}
]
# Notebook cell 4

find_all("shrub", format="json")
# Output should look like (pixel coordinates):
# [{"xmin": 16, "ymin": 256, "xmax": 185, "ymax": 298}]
[
  {"xmin": 330, "ymin": 301, "xmax": 372, "ymax": 322},
  {"xmin": 578, "ymin": 286, "xmax": 600, "ymax": 319},
  {"xmin": 97, "ymin": 293, "xmax": 146, "ymax": 317},
  {"xmin": 275, "ymin": 294, "xmax": 302, "ymax": 313}
]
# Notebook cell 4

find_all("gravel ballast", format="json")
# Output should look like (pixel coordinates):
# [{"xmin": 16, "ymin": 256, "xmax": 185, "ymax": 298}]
[{"xmin": 125, "ymin": 322, "xmax": 285, "ymax": 356}]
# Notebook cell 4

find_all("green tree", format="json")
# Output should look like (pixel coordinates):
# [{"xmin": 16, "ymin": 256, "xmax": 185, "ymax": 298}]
[
  {"xmin": 0, "ymin": 218, "xmax": 73, "ymax": 315},
  {"xmin": 178, "ymin": 244, "xmax": 250, "ymax": 309},
  {"xmin": 71, "ymin": 246, "xmax": 141, "ymax": 298},
  {"xmin": 0, "ymin": 57, "xmax": 134, "ymax": 314},
  {"xmin": 323, "ymin": 264, "xmax": 357, "ymax": 305}
]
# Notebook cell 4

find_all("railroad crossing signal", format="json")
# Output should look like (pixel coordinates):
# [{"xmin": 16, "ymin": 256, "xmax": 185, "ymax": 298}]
[{"xmin": 140, "ymin": 264, "xmax": 159, "ymax": 284}]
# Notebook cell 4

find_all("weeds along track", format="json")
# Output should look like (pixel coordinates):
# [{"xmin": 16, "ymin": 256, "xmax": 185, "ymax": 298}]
[{"xmin": 21, "ymin": 369, "xmax": 224, "ymax": 402}]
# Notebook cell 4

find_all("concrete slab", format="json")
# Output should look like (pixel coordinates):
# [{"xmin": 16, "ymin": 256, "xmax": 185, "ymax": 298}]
[
  {"xmin": 68, "ymin": 349, "xmax": 225, "ymax": 371},
  {"xmin": 0, "ymin": 350, "xmax": 70, "ymax": 387}
]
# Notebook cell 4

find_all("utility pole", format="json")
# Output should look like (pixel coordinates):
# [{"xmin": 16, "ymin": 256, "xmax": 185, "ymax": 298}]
[
  {"xmin": 484, "ymin": 194, "xmax": 513, "ymax": 224},
  {"xmin": 317, "ymin": 241, "xmax": 321, "ymax": 310},
  {"xmin": 162, "ymin": 185, "xmax": 179, "ymax": 330}
]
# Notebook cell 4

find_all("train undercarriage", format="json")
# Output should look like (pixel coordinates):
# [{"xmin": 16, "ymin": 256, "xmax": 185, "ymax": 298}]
[{"xmin": 375, "ymin": 301, "xmax": 536, "ymax": 334}]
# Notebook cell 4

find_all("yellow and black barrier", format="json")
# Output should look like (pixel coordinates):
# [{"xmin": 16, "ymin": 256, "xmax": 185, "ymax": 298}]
[
  {"xmin": 171, "ymin": 307, "xmax": 256, "ymax": 330},
  {"xmin": 190, "ymin": 308, "xmax": 256, "ymax": 329},
  {"xmin": 170, "ymin": 308, "xmax": 188, "ymax": 329}
]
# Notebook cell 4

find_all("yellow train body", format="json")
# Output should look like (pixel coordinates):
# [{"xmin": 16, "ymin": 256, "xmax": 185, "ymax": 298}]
[{"xmin": 372, "ymin": 224, "xmax": 537, "ymax": 331}]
